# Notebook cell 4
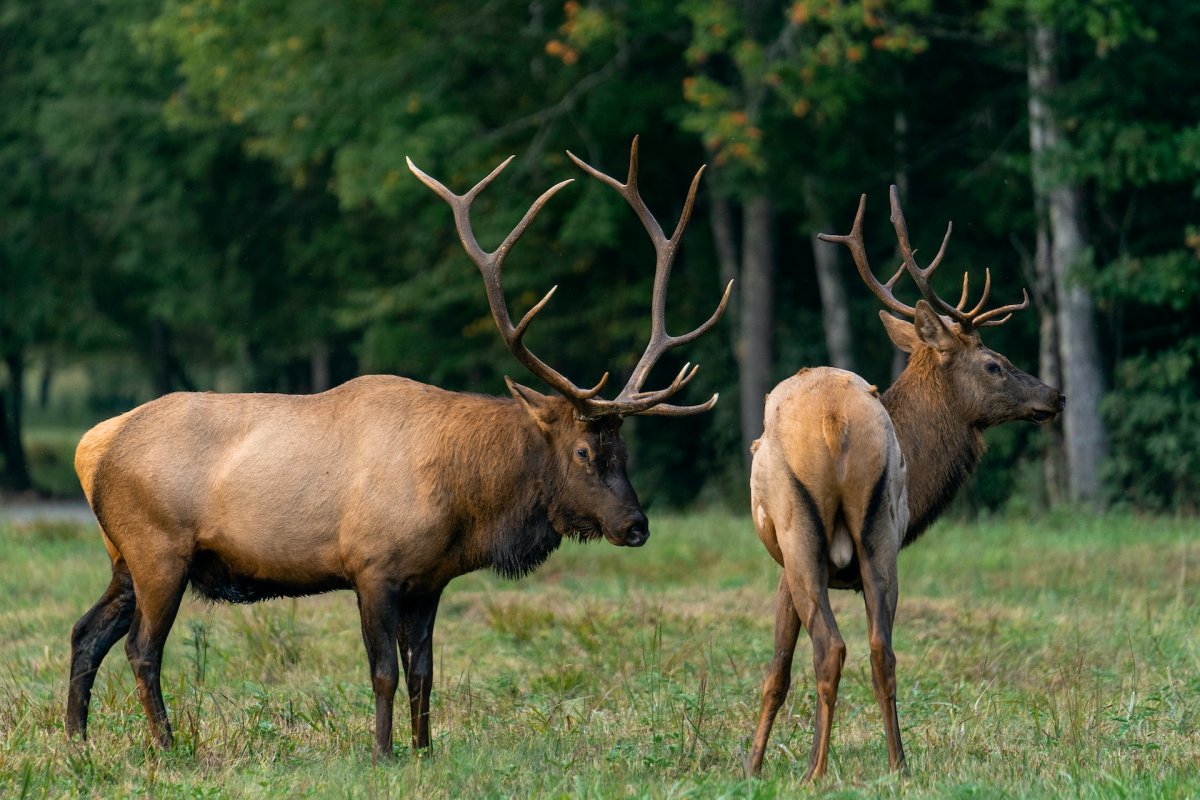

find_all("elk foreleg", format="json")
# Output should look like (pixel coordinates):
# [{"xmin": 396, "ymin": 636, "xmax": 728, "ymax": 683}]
[
  {"xmin": 66, "ymin": 561, "xmax": 136, "ymax": 740},
  {"xmin": 747, "ymin": 573, "xmax": 801, "ymax": 776},
  {"xmin": 123, "ymin": 563, "xmax": 188, "ymax": 749},
  {"xmin": 397, "ymin": 591, "xmax": 441, "ymax": 751},
  {"xmin": 356, "ymin": 581, "xmax": 401, "ymax": 761},
  {"xmin": 856, "ymin": 539, "xmax": 906, "ymax": 773}
]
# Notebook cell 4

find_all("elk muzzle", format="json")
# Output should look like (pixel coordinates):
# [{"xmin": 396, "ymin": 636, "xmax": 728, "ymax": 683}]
[
  {"xmin": 606, "ymin": 509, "xmax": 650, "ymax": 547},
  {"xmin": 1028, "ymin": 389, "xmax": 1066, "ymax": 425}
]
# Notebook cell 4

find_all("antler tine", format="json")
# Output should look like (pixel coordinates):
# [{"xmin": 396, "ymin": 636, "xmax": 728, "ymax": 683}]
[
  {"xmin": 817, "ymin": 194, "xmax": 917, "ymax": 318},
  {"xmin": 566, "ymin": 137, "xmax": 730, "ymax": 417},
  {"xmin": 963, "ymin": 268, "xmax": 993, "ymax": 318},
  {"xmin": 634, "ymin": 393, "xmax": 720, "ymax": 417},
  {"xmin": 406, "ymin": 156, "xmax": 609, "ymax": 406},
  {"xmin": 888, "ymin": 184, "xmax": 964, "ymax": 322},
  {"xmin": 888, "ymin": 185, "xmax": 1030, "ymax": 331},
  {"xmin": 955, "ymin": 272, "xmax": 970, "ymax": 311},
  {"xmin": 595, "ymin": 362, "xmax": 702, "ymax": 417},
  {"xmin": 973, "ymin": 287, "xmax": 1030, "ymax": 327}
]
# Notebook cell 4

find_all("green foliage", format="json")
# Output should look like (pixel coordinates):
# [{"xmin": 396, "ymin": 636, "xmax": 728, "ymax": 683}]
[
  {"xmin": 1102, "ymin": 346, "xmax": 1200, "ymax": 512},
  {"xmin": 677, "ymin": 0, "xmax": 927, "ymax": 184},
  {"xmin": 2, "ymin": 0, "xmax": 1199, "ymax": 508}
]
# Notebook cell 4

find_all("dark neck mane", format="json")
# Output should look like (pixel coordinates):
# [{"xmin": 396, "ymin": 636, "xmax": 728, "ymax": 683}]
[
  {"xmin": 881, "ymin": 352, "xmax": 986, "ymax": 547},
  {"xmin": 430, "ymin": 395, "xmax": 567, "ymax": 579}
]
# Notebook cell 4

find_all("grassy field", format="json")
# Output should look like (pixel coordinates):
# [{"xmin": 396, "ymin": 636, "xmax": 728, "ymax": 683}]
[{"xmin": 0, "ymin": 511, "xmax": 1197, "ymax": 798}]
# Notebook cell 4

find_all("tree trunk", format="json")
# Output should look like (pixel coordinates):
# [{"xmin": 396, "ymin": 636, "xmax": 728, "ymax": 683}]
[
  {"xmin": 1028, "ymin": 21, "xmax": 1107, "ymax": 507},
  {"xmin": 310, "ymin": 340, "xmax": 331, "ymax": 393},
  {"xmin": 804, "ymin": 178, "xmax": 855, "ymax": 371},
  {"xmin": 890, "ymin": 109, "xmax": 911, "ymax": 382},
  {"xmin": 1026, "ymin": 29, "xmax": 1066, "ymax": 506},
  {"xmin": 39, "ymin": 352, "xmax": 54, "ymax": 410},
  {"xmin": 1033, "ymin": 212, "xmax": 1066, "ymax": 505},
  {"xmin": 0, "ymin": 349, "xmax": 33, "ymax": 492},
  {"xmin": 707, "ymin": 181, "xmax": 741, "ymax": 356},
  {"xmin": 738, "ymin": 195, "xmax": 775, "ymax": 468},
  {"xmin": 150, "ymin": 319, "xmax": 175, "ymax": 397}
]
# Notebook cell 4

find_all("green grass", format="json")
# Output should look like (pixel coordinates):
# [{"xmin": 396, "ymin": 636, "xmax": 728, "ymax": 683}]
[{"xmin": 1, "ymin": 512, "xmax": 1198, "ymax": 798}]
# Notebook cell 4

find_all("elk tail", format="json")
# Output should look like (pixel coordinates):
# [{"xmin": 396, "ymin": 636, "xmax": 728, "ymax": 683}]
[{"xmin": 822, "ymin": 412, "xmax": 851, "ymax": 485}]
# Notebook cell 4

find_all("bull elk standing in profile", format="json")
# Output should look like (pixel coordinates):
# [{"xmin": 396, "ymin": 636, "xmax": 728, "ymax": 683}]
[
  {"xmin": 747, "ymin": 187, "xmax": 1064, "ymax": 780},
  {"xmin": 66, "ymin": 138, "xmax": 731, "ymax": 758}
]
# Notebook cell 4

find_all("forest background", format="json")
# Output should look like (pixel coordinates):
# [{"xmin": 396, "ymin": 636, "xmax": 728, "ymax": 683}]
[{"xmin": 2, "ymin": 0, "xmax": 1198, "ymax": 515}]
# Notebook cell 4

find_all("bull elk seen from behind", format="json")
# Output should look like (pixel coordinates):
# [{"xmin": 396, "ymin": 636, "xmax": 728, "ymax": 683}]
[
  {"xmin": 66, "ymin": 138, "xmax": 731, "ymax": 758},
  {"xmin": 747, "ymin": 186, "xmax": 1064, "ymax": 780}
]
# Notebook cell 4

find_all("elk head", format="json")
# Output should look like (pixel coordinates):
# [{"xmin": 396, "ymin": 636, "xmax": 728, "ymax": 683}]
[
  {"xmin": 408, "ymin": 137, "xmax": 732, "ymax": 547},
  {"xmin": 504, "ymin": 378, "xmax": 647, "ymax": 546},
  {"xmin": 819, "ymin": 186, "xmax": 1065, "ymax": 429}
]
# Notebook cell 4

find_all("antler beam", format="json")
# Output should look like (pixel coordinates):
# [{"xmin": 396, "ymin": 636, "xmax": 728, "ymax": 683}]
[
  {"xmin": 567, "ymin": 136, "xmax": 733, "ymax": 417},
  {"xmin": 406, "ymin": 156, "xmax": 609, "ymax": 408},
  {"xmin": 408, "ymin": 139, "xmax": 730, "ymax": 419},
  {"xmin": 819, "ymin": 185, "xmax": 1029, "ymax": 333}
]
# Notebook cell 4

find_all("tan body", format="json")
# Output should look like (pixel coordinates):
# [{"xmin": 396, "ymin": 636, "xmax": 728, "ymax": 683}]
[
  {"xmin": 748, "ymin": 368, "xmax": 907, "ymax": 779},
  {"xmin": 751, "ymin": 369, "xmax": 906, "ymax": 579},
  {"xmin": 746, "ymin": 187, "xmax": 1064, "ymax": 781},
  {"xmin": 67, "ymin": 376, "xmax": 643, "ymax": 758},
  {"xmin": 78, "ymin": 377, "xmax": 573, "ymax": 599},
  {"xmin": 65, "ymin": 139, "xmax": 729, "ymax": 759}
]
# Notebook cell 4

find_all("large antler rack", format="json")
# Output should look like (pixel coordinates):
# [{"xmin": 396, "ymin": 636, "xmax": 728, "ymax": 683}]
[
  {"xmin": 817, "ymin": 185, "xmax": 1029, "ymax": 334},
  {"xmin": 407, "ymin": 137, "xmax": 730, "ymax": 419},
  {"xmin": 406, "ymin": 156, "xmax": 610, "ymax": 410},
  {"xmin": 567, "ymin": 136, "xmax": 733, "ymax": 417}
]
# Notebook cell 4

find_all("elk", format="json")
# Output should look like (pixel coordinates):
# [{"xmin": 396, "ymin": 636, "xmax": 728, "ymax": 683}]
[
  {"xmin": 66, "ymin": 138, "xmax": 731, "ymax": 759},
  {"xmin": 747, "ymin": 186, "xmax": 1064, "ymax": 780}
]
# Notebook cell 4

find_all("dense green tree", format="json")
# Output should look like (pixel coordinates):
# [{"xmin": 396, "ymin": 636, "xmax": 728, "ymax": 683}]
[
  {"xmin": 147, "ymin": 0, "xmax": 743, "ymax": 505},
  {"xmin": 0, "ymin": 0, "xmax": 103, "ymax": 490},
  {"xmin": 2, "ymin": 0, "xmax": 1196, "ymax": 511}
]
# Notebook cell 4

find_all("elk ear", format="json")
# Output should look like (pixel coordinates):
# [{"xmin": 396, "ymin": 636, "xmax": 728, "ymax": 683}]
[
  {"xmin": 505, "ymin": 376, "xmax": 559, "ymax": 433},
  {"xmin": 879, "ymin": 311, "xmax": 919, "ymax": 354},
  {"xmin": 912, "ymin": 300, "xmax": 960, "ymax": 355}
]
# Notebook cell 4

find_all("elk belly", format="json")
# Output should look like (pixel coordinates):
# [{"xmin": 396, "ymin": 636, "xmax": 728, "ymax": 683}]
[{"xmin": 829, "ymin": 523, "xmax": 854, "ymax": 569}]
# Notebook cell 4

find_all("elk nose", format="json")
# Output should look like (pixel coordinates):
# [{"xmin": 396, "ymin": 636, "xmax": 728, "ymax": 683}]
[
  {"xmin": 1057, "ymin": 393, "xmax": 1067, "ymax": 411},
  {"xmin": 622, "ymin": 512, "xmax": 650, "ymax": 547}
]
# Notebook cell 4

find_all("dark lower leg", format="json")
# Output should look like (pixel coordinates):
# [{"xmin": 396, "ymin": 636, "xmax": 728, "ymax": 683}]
[
  {"xmin": 398, "ymin": 592, "xmax": 441, "ymax": 750},
  {"xmin": 862, "ymin": 565, "xmax": 905, "ymax": 772},
  {"xmin": 869, "ymin": 637, "xmax": 905, "ymax": 771},
  {"xmin": 855, "ymin": 530, "xmax": 906, "ymax": 774},
  {"xmin": 66, "ymin": 567, "xmax": 135, "ymax": 739},
  {"xmin": 124, "ymin": 575, "xmax": 186, "ymax": 749},
  {"xmin": 357, "ymin": 587, "xmax": 400, "ymax": 761}
]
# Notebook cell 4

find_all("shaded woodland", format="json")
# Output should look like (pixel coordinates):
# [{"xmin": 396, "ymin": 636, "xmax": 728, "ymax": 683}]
[{"xmin": 2, "ymin": 0, "xmax": 1197, "ymax": 511}]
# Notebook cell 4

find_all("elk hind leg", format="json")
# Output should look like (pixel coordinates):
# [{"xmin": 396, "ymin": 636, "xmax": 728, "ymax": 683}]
[
  {"xmin": 758, "ymin": 494, "xmax": 844, "ymax": 782},
  {"xmin": 747, "ymin": 572, "xmax": 801, "ymax": 776},
  {"xmin": 66, "ymin": 560, "xmax": 136, "ymax": 739},
  {"xmin": 796, "ymin": 578, "xmax": 845, "ymax": 782}
]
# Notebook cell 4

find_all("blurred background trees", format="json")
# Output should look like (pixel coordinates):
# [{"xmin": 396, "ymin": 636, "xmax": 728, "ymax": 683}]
[{"xmin": 1, "ymin": 0, "xmax": 1197, "ymax": 512}]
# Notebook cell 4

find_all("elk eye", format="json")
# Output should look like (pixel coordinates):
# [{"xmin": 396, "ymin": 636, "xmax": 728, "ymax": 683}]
[
  {"xmin": 575, "ymin": 447, "xmax": 590, "ymax": 462},
  {"xmin": 986, "ymin": 362, "xmax": 1001, "ymax": 376}
]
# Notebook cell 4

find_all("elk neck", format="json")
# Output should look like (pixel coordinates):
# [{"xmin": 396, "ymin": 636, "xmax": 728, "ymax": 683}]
[
  {"xmin": 422, "ymin": 394, "xmax": 564, "ymax": 580},
  {"xmin": 880, "ymin": 350, "xmax": 986, "ymax": 547}
]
